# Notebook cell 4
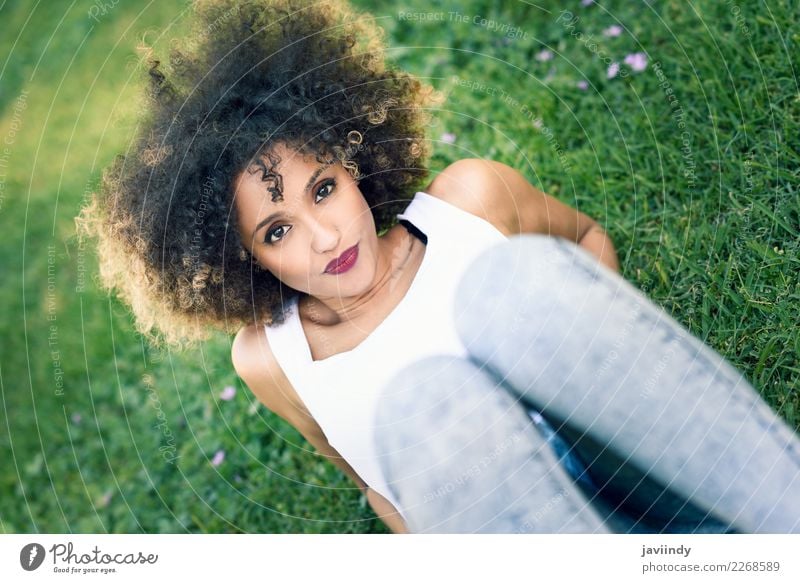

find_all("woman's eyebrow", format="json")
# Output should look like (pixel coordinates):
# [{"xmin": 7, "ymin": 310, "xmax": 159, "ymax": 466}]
[
  {"xmin": 252, "ymin": 162, "xmax": 333, "ymax": 234},
  {"xmin": 304, "ymin": 161, "xmax": 333, "ymax": 193}
]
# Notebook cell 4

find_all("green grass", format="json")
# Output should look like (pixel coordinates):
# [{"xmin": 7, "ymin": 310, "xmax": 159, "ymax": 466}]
[{"xmin": 1, "ymin": 0, "xmax": 798, "ymax": 533}]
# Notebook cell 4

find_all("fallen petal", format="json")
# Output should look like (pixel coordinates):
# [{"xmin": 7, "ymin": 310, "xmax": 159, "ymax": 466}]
[
  {"xmin": 211, "ymin": 450, "xmax": 225, "ymax": 467},
  {"xmin": 624, "ymin": 52, "xmax": 648, "ymax": 72},
  {"xmin": 219, "ymin": 385, "xmax": 236, "ymax": 401}
]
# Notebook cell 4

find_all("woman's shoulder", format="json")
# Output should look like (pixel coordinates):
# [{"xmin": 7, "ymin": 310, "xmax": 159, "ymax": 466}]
[
  {"xmin": 231, "ymin": 323, "xmax": 275, "ymax": 391},
  {"xmin": 421, "ymin": 159, "xmax": 514, "ymax": 237},
  {"xmin": 231, "ymin": 323, "xmax": 308, "ymax": 422}
]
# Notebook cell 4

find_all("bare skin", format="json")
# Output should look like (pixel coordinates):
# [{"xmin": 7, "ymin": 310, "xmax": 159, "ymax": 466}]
[{"xmin": 231, "ymin": 146, "xmax": 619, "ymax": 533}]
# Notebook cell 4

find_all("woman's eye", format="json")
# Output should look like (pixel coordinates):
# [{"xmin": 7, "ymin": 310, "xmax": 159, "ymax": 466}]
[
  {"xmin": 266, "ymin": 225, "xmax": 289, "ymax": 244},
  {"xmin": 315, "ymin": 179, "xmax": 336, "ymax": 202},
  {"xmin": 265, "ymin": 179, "xmax": 336, "ymax": 245}
]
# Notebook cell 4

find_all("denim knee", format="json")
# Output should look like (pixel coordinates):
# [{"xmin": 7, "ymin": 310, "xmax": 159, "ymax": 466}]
[
  {"xmin": 453, "ymin": 234, "xmax": 613, "ymax": 356},
  {"xmin": 372, "ymin": 354, "xmax": 613, "ymax": 533},
  {"xmin": 374, "ymin": 354, "xmax": 526, "ymax": 453},
  {"xmin": 373, "ymin": 354, "xmax": 537, "ymax": 521}
]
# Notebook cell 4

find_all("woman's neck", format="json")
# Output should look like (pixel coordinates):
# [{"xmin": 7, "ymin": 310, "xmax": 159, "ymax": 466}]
[
  {"xmin": 300, "ymin": 225, "xmax": 416, "ymax": 326},
  {"xmin": 300, "ymin": 225, "xmax": 417, "ymax": 327}
]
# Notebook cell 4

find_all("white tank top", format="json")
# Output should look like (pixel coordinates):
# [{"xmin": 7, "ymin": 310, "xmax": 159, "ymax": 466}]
[{"xmin": 264, "ymin": 191, "xmax": 509, "ymax": 522}]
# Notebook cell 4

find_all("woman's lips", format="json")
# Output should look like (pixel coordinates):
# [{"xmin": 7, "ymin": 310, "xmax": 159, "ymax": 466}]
[{"xmin": 324, "ymin": 243, "xmax": 359, "ymax": 274}]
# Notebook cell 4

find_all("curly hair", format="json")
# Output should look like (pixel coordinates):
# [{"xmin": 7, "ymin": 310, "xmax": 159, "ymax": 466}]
[{"xmin": 76, "ymin": 0, "xmax": 444, "ymax": 350}]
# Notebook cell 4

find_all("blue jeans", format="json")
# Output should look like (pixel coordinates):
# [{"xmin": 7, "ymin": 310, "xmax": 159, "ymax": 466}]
[{"xmin": 374, "ymin": 235, "xmax": 800, "ymax": 533}]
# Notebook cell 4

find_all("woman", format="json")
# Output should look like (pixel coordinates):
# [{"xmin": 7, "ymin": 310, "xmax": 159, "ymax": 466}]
[
  {"xmin": 77, "ymin": 0, "xmax": 799, "ymax": 533},
  {"xmin": 230, "ymin": 142, "xmax": 619, "ymax": 534}
]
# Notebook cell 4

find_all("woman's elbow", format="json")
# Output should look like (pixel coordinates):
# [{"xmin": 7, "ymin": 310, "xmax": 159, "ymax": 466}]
[{"xmin": 365, "ymin": 487, "xmax": 409, "ymax": 534}]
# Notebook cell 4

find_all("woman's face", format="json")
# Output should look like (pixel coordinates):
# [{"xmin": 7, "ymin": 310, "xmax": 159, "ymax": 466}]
[{"xmin": 234, "ymin": 143, "xmax": 380, "ymax": 299}]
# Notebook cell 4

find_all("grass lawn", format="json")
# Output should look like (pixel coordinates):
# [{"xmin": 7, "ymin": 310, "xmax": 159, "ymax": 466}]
[{"xmin": 1, "ymin": 0, "xmax": 797, "ymax": 533}]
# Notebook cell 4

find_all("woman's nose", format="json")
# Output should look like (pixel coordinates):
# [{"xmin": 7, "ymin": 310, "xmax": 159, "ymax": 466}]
[{"xmin": 309, "ymin": 219, "xmax": 340, "ymax": 254}]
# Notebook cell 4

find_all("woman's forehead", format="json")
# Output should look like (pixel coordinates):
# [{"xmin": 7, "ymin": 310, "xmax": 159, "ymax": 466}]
[{"xmin": 235, "ymin": 146, "xmax": 336, "ymax": 207}]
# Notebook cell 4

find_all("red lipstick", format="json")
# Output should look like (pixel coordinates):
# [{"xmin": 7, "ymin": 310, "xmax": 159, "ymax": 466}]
[{"xmin": 324, "ymin": 244, "xmax": 359, "ymax": 274}]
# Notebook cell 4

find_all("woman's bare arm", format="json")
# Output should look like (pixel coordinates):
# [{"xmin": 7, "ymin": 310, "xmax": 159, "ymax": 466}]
[
  {"xmin": 284, "ymin": 412, "xmax": 409, "ymax": 532},
  {"xmin": 366, "ymin": 487, "xmax": 409, "ymax": 534},
  {"xmin": 268, "ymin": 400, "xmax": 410, "ymax": 533},
  {"xmin": 480, "ymin": 159, "xmax": 620, "ymax": 272},
  {"xmin": 577, "ymin": 224, "xmax": 620, "ymax": 273},
  {"xmin": 290, "ymin": 416, "xmax": 409, "ymax": 532},
  {"xmin": 425, "ymin": 159, "xmax": 621, "ymax": 273}
]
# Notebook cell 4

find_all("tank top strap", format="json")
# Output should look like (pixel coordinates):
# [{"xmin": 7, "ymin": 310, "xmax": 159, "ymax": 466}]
[
  {"xmin": 396, "ymin": 191, "xmax": 507, "ymax": 247},
  {"xmin": 263, "ymin": 296, "xmax": 310, "ymax": 382}
]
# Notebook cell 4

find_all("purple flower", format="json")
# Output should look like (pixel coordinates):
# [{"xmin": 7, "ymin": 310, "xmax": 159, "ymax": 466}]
[
  {"xmin": 71, "ymin": 413, "xmax": 82, "ymax": 425},
  {"xmin": 607, "ymin": 62, "xmax": 620, "ymax": 79},
  {"xmin": 95, "ymin": 490, "xmax": 113, "ymax": 508},
  {"xmin": 624, "ymin": 52, "xmax": 648, "ymax": 72},
  {"xmin": 576, "ymin": 80, "xmax": 589, "ymax": 91},
  {"xmin": 440, "ymin": 132, "xmax": 456, "ymax": 144},
  {"xmin": 603, "ymin": 25, "xmax": 623, "ymax": 38},
  {"xmin": 211, "ymin": 449, "xmax": 225, "ymax": 467},
  {"xmin": 535, "ymin": 49, "xmax": 554, "ymax": 62},
  {"xmin": 219, "ymin": 385, "xmax": 236, "ymax": 401},
  {"xmin": 581, "ymin": 0, "xmax": 594, "ymax": 6}
]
